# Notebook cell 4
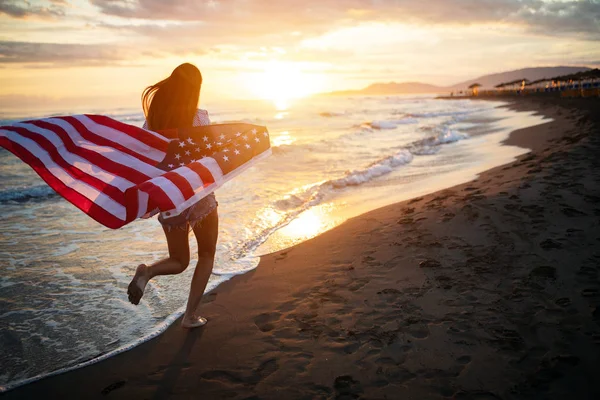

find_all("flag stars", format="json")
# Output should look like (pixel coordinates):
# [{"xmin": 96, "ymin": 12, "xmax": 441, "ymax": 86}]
[
  {"xmin": 251, "ymin": 128, "xmax": 257, "ymax": 135},
  {"xmin": 254, "ymin": 137, "xmax": 260, "ymax": 143},
  {"xmin": 195, "ymin": 147, "xmax": 201, "ymax": 152},
  {"xmin": 206, "ymin": 143, "xmax": 212, "ymax": 149},
  {"xmin": 178, "ymin": 141, "xmax": 186, "ymax": 148},
  {"xmin": 203, "ymin": 136, "xmax": 209, "ymax": 142},
  {"xmin": 185, "ymin": 150, "xmax": 191, "ymax": 156},
  {"xmin": 263, "ymin": 131, "xmax": 269, "ymax": 137},
  {"xmin": 175, "ymin": 154, "xmax": 181, "ymax": 159},
  {"xmin": 242, "ymin": 135, "xmax": 248, "ymax": 141},
  {"xmin": 179, "ymin": 162, "xmax": 185, "ymax": 167},
  {"xmin": 245, "ymin": 144, "xmax": 251, "ymax": 149},
  {"xmin": 219, "ymin": 134, "xmax": 226, "ymax": 140},
  {"xmin": 223, "ymin": 155, "xmax": 229, "ymax": 162},
  {"xmin": 168, "ymin": 164, "xmax": 174, "ymax": 169},
  {"xmin": 223, "ymin": 148, "xmax": 229, "ymax": 153},
  {"xmin": 235, "ymin": 132, "xmax": 241, "ymax": 137},
  {"xmin": 234, "ymin": 149, "xmax": 240, "ymax": 155},
  {"xmin": 186, "ymin": 138, "xmax": 195, "ymax": 144}
]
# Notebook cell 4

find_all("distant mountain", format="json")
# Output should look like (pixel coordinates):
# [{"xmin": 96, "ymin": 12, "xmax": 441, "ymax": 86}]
[
  {"xmin": 327, "ymin": 82, "xmax": 445, "ymax": 96},
  {"xmin": 323, "ymin": 66, "xmax": 591, "ymax": 95}
]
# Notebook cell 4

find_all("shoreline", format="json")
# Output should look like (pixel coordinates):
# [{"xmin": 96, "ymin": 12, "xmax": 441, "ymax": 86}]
[{"xmin": 4, "ymin": 96, "xmax": 600, "ymax": 399}]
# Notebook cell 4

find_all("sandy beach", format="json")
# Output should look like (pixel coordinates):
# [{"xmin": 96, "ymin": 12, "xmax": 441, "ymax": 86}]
[{"xmin": 5, "ymin": 95, "xmax": 600, "ymax": 400}]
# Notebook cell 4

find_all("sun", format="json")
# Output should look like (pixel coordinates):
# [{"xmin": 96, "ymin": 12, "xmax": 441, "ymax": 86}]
[{"xmin": 246, "ymin": 60, "xmax": 324, "ymax": 106}]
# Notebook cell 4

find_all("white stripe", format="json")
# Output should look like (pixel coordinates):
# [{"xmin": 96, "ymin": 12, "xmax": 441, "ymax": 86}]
[
  {"xmin": 197, "ymin": 157, "xmax": 224, "ymax": 182},
  {"xmin": 41, "ymin": 118, "xmax": 164, "ymax": 178},
  {"xmin": 136, "ymin": 190, "xmax": 150, "ymax": 219},
  {"xmin": 72, "ymin": 115, "xmax": 165, "ymax": 163},
  {"xmin": 148, "ymin": 176, "xmax": 187, "ymax": 208},
  {"xmin": 175, "ymin": 166, "xmax": 204, "ymax": 190},
  {"xmin": 4, "ymin": 132, "xmax": 127, "ymax": 221},
  {"xmin": 15, "ymin": 122, "xmax": 135, "ymax": 192}
]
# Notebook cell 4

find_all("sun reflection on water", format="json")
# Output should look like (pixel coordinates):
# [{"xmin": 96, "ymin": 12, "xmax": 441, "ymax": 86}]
[
  {"xmin": 258, "ymin": 203, "xmax": 342, "ymax": 255},
  {"xmin": 271, "ymin": 131, "xmax": 296, "ymax": 147}
]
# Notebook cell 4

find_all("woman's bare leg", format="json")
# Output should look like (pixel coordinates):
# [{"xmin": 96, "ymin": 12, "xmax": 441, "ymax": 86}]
[
  {"xmin": 128, "ymin": 224, "xmax": 191, "ymax": 305},
  {"xmin": 181, "ymin": 209, "xmax": 219, "ymax": 328}
]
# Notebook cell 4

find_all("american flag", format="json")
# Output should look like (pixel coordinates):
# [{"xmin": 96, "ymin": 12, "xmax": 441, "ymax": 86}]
[{"xmin": 0, "ymin": 115, "xmax": 271, "ymax": 229}]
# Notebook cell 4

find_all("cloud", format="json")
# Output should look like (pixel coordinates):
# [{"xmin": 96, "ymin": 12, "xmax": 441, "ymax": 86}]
[
  {"xmin": 0, "ymin": 39, "xmax": 211, "ymax": 66},
  {"xmin": 0, "ymin": 41, "xmax": 126, "ymax": 65},
  {"xmin": 0, "ymin": 0, "xmax": 66, "ymax": 18},
  {"xmin": 89, "ymin": 0, "xmax": 600, "ymax": 39}
]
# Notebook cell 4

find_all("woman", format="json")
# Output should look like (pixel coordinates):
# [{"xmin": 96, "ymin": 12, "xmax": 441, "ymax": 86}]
[{"xmin": 127, "ymin": 63, "xmax": 218, "ymax": 329}]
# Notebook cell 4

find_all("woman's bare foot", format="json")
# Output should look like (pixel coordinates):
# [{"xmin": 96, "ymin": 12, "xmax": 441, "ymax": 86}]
[
  {"xmin": 181, "ymin": 314, "xmax": 207, "ymax": 329},
  {"xmin": 127, "ymin": 264, "xmax": 149, "ymax": 305}
]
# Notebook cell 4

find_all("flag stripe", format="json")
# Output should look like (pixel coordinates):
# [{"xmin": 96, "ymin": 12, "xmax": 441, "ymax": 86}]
[
  {"xmin": 0, "ymin": 134, "xmax": 127, "ymax": 226},
  {"xmin": 176, "ymin": 166, "xmax": 205, "ymax": 193},
  {"xmin": 85, "ymin": 114, "xmax": 169, "ymax": 153},
  {"xmin": 18, "ymin": 121, "xmax": 137, "ymax": 191},
  {"xmin": 197, "ymin": 157, "xmax": 224, "ymax": 182},
  {"xmin": 26, "ymin": 121, "xmax": 150, "ymax": 185},
  {"xmin": 136, "ymin": 190, "xmax": 151, "ymax": 218},
  {"xmin": 188, "ymin": 161, "xmax": 216, "ymax": 186},
  {"xmin": 138, "ymin": 180, "xmax": 176, "ymax": 211},
  {"xmin": 64, "ymin": 116, "xmax": 162, "ymax": 166},
  {"xmin": 163, "ymin": 171, "xmax": 195, "ymax": 201},
  {"xmin": 43, "ymin": 118, "xmax": 162, "ymax": 179},
  {"xmin": 4, "ymin": 126, "xmax": 127, "ymax": 205},
  {"xmin": 145, "ymin": 176, "xmax": 187, "ymax": 209}
]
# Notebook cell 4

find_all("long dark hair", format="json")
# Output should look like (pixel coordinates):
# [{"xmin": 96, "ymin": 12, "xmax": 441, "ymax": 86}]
[{"xmin": 142, "ymin": 63, "xmax": 202, "ymax": 131}]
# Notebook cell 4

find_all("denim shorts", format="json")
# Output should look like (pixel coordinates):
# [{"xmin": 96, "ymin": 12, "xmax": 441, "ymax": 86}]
[{"xmin": 158, "ymin": 193, "xmax": 218, "ymax": 231}]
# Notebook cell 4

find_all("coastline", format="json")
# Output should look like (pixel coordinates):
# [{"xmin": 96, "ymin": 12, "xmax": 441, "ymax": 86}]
[{"xmin": 4, "ymin": 96, "xmax": 600, "ymax": 399}]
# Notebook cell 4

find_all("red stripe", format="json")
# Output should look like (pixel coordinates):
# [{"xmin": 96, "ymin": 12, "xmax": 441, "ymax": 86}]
[
  {"xmin": 188, "ymin": 161, "xmax": 215, "ymax": 186},
  {"xmin": 124, "ymin": 187, "xmax": 140, "ymax": 223},
  {"xmin": 4, "ymin": 126, "xmax": 127, "ymax": 207},
  {"xmin": 29, "ymin": 120, "xmax": 152, "ymax": 184},
  {"xmin": 86, "ymin": 114, "xmax": 169, "ymax": 152},
  {"xmin": 0, "ymin": 136, "xmax": 125, "ymax": 229},
  {"xmin": 137, "ymin": 181, "xmax": 176, "ymax": 211},
  {"xmin": 163, "ymin": 171, "xmax": 195, "ymax": 200},
  {"xmin": 62, "ymin": 116, "xmax": 160, "ymax": 167}
]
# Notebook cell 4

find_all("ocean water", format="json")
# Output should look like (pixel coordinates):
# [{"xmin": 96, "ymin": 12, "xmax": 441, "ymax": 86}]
[{"xmin": 0, "ymin": 95, "xmax": 548, "ymax": 390}]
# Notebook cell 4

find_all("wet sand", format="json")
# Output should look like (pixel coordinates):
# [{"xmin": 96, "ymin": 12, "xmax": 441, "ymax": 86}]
[{"xmin": 5, "ymin": 96, "xmax": 600, "ymax": 400}]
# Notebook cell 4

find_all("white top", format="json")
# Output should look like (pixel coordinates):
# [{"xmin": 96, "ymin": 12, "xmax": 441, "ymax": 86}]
[{"xmin": 142, "ymin": 109, "xmax": 211, "ymax": 131}]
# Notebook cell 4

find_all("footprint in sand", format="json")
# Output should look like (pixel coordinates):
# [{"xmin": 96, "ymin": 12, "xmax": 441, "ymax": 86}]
[
  {"xmin": 529, "ymin": 266, "xmax": 557, "ymax": 280},
  {"xmin": 247, "ymin": 358, "xmax": 278, "ymax": 384},
  {"xmin": 200, "ymin": 370, "xmax": 244, "ymax": 384},
  {"xmin": 457, "ymin": 355, "xmax": 472, "ymax": 365},
  {"xmin": 419, "ymin": 259, "xmax": 441, "ymax": 268},
  {"xmin": 333, "ymin": 375, "xmax": 363, "ymax": 398},
  {"xmin": 540, "ymin": 239, "xmax": 563, "ymax": 249},
  {"xmin": 555, "ymin": 297, "xmax": 572, "ymax": 307},
  {"xmin": 582, "ymin": 288, "xmax": 599, "ymax": 298},
  {"xmin": 452, "ymin": 390, "xmax": 501, "ymax": 399},
  {"xmin": 253, "ymin": 312, "xmax": 281, "ymax": 332},
  {"xmin": 100, "ymin": 381, "xmax": 126, "ymax": 396},
  {"xmin": 561, "ymin": 206, "xmax": 587, "ymax": 217}
]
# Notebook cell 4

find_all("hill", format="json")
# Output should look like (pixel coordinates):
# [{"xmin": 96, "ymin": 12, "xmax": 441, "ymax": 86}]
[{"xmin": 328, "ymin": 82, "xmax": 445, "ymax": 96}]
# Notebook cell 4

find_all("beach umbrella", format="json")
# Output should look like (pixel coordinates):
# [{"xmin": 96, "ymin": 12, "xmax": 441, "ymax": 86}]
[{"xmin": 468, "ymin": 83, "xmax": 482, "ymax": 95}]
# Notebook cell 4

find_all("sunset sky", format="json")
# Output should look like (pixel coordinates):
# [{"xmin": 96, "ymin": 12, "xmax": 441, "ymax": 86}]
[{"xmin": 1, "ymin": 0, "xmax": 599, "ymax": 110}]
